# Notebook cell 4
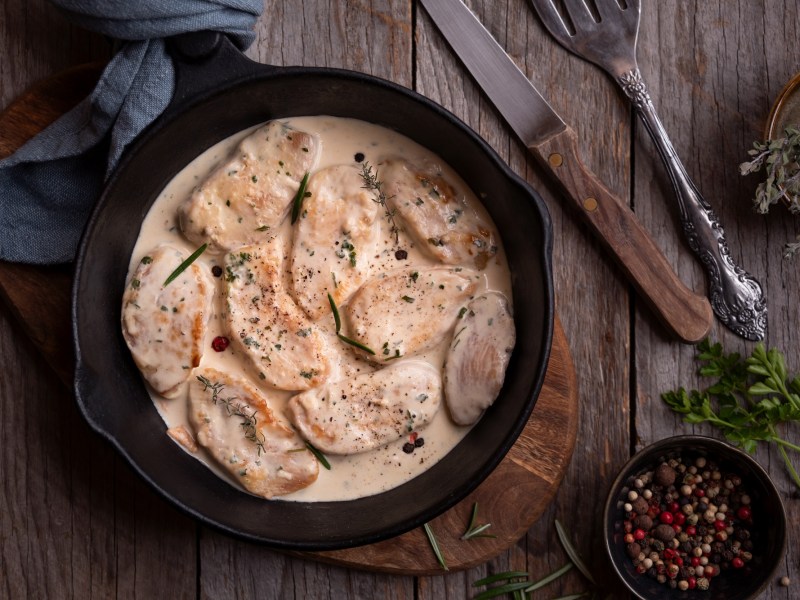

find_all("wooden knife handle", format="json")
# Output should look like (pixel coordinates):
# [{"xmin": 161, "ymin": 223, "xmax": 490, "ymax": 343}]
[{"xmin": 530, "ymin": 125, "xmax": 713, "ymax": 344}]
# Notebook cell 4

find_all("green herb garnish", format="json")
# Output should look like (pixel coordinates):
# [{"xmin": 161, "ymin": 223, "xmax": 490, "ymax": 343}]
[
  {"xmin": 163, "ymin": 243, "xmax": 207, "ymax": 287},
  {"xmin": 401, "ymin": 295, "xmax": 414, "ymax": 303},
  {"xmin": 196, "ymin": 375, "xmax": 265, "ymax": 455},
  {"xmin": 663, "ymin": 338, "xmax": 800, "ymax": 489},
  {"xmin": 461, "ymin": 502, "xmax": 495, "ymax": 540},
  {"xmin": 305, "ymin": 441, "xmax": 331, "ymax": 470},
  {"xmin": 423, "ymin": 523, "xmax": 448, "ymax": 571},
  {"xmin": 291, "ymin": 172, "xmax": 310, "ymax": 224},
  {"xmin": 327, "ymin": 293, "xmax": 376, "ymax": 355},
  {"xmin": 360, "ymin": 161, "xmax": 399, "ymax": 244},
  {"xmin": 555, "ymin": 519, "xmax": 596, "ymax": 585}
]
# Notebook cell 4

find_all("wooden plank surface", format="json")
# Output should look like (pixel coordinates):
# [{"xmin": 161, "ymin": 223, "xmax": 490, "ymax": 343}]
[{"xmin": 2, "ymin": 0, "xmax": 799, "ymax": 599}]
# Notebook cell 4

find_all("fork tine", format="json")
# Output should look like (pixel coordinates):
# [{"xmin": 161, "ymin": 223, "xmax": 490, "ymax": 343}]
[
  {"xmin": 594, "ymin": 0, "xmax": 638, "ymax": 23},
  {"xmin": 529, "ymin": 0, "xmax": 572, "ymax": 43},
  {"xmin": 562, "ymin": 0, "xmax": 598, "ymax": 31}
]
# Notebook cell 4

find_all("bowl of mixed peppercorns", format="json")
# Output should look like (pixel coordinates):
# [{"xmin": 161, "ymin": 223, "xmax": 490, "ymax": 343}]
[{"xmin": 604, "ymin": 435, "xmax": 786, "ymax": 599}]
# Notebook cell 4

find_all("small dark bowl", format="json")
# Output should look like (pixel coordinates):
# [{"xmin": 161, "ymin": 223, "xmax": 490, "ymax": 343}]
[{"xmin": 604, "ymin": 435, "xmax": 786, "ymax": 600}]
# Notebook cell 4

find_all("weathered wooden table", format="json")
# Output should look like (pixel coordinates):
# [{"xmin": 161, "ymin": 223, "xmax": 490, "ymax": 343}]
[{"xmin": 2, "ymin": 1, "xmax": 798, "ymax": 598}]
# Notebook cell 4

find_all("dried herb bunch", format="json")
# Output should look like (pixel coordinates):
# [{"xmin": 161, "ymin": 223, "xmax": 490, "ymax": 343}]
[
  {"xmin": 196, "ymin": 375, "xmax": 266, "ymax": 455},
  {"xmin": 360, "ymin": 161, "xmax": 400, "ymax": 244},
  {"xmin": 740, "ymin": 125, "xmax": 800, "ymax": 257}
]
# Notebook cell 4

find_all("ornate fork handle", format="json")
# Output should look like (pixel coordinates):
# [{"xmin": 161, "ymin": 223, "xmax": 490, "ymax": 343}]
[{"xmin": 618, "ymin": 69, "xmax": 767, "ymax": 340}]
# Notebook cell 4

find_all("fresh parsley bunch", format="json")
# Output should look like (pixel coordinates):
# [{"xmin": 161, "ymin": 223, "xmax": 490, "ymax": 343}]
[{"xmin": 663, "ymin": 339, "xmax": 800, "ymax": 490}]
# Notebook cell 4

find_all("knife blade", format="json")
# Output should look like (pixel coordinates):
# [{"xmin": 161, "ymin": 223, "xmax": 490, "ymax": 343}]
[{"xmin": 419, "ymin": 0, "xmax": 713, "ymax": 344}]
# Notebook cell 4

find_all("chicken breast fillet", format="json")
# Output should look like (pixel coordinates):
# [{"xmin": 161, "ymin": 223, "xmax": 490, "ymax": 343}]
[
  {"xmin": 122, "ymin": 245, "xmax": 213, "ymax": 397},
  {"xmin": 188, "ymin": 368, "xmax": 319, "ymax": 498},
  {"xmin": 343, "ymin": 266, "xmax": 480, "ymax": 362},
  {"xmin": 444, "ymin": 292, "xmax": 516, "ymax": 425},
  {"xmin": 288, "ymin": 360, "xmax": 442, "ymax": 454},
  {"xmin": 179, "ymin": 121, "xmax": 320, "ymax": 253},
  {"xmin": 224, "ymin": 241, "xmax": 331, "ymax": 390},
  {"xmin": 290, "ymin": 165, "xmax": 380, "ymax": 320},
  {"xmin": 380, "ymin": 158, "xmax": 497, "ymax": 269}
]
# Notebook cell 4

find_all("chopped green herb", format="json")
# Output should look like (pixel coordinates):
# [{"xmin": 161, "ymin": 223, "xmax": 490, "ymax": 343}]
[
  {"xmin": 131, "ymin": 279, "xmax": 141, "ymax": 289},
  {"xmin": 299, "ymin": 369, "xmax": 318, "ymax": 379},
  {"xmin": 410, "ymin": 271, "xmax": 419, "ymax": 283},
  {"xmin": 290, "ymin": 172, "xmax": 311, "ymax": 224},
  {"xmin": 458, "ymin": 307, "xmax": 468, "ymax": 319},
  {"xmin": 251, "ymin": 175, "xmax": 258, "ymax": 183},
  {"xmin": 401, "ymin": 295, "xmax": 415, "ymax": 303},
  {"xmin": 140, "ymin": 256, "xmax": 153, "ymax": 264},
  {"xmin": 255, "ymin": 225, "xmax": 269, "ymax": 231},
  {"xmin": 305, "ymin": 441, "xmax": 331, "ymax": 470},
  {"xmin": 163, "ymin": 244, "xmax": 207, "ymax": 286},
  {"xmin": 296, "ymin": 328, "xmax": 311, "ymax": 337}
]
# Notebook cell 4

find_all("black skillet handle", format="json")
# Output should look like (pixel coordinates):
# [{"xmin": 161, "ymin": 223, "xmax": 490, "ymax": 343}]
[{"xmin": 163, "ymin": 31, "xmax": 279, "ymax": 119}]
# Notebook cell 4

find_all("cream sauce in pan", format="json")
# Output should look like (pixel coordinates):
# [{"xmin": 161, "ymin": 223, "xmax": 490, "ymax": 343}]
[{"xmin": 125, "ymin": 116, "xmax": 514, "ymax": 501}]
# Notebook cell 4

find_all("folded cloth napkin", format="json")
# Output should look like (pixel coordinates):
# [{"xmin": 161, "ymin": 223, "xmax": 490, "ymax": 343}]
[{"xmin": 0, "ymin": 0, "xmax": 263, "ymax": 265}]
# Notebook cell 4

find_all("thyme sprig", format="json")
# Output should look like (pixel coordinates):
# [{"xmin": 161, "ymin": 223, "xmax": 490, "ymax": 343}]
[
  {"xmin": 662, "ymin": 338, "xmax": 800, "ymax": 490},
  {"xmin": 196, "ymin": 375, "xmax": 265, "ymax": 455},
  {"xmin": 327, "ymin": 293, "xmax": 376, "ymax": 355},
  {"xmin": 163, "ymin": 243, "xmax": 208, "ymax": 287},
  {"xmin": 360, "ymin": 161, "xmax": 400, "ymax": 244},
  {"xmin": 461, "ymin": 502, "xmax": 495, "ymax": 540},
  {"xmin": 740, "ymin": 125, "xmax": 800, "ymax": 214}
]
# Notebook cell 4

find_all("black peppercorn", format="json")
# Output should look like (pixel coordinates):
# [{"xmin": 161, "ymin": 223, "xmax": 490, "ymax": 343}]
[
  {"xmin": 402, "ymin": 442, "xmax": 414, "ymax": 454},
  {"xmin": 395, "ymin": 249, "xmax": 408, "ymax": 260},
  {"xmin": 212, "ymin": 265, "xmax": 223, "ymax": 277},
  {"xmin": 354, "ymin": 152, "xmax": 365, "ymax": 162},
  {"xmin": 414, "ymin": 437, "xmax": 424, "ymax": 447}
]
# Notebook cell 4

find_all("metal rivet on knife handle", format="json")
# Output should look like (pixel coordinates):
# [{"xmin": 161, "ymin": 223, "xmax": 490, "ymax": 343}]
[
  {"xmin": 548, "ymin": 153, "xmax": 563, "ymax": 167},
  {"xmin": 583, "ymin": 198, "xmax": 598, "ymax": 212}
]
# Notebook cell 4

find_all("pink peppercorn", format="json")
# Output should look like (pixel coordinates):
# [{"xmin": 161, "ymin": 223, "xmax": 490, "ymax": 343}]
[
  {"xmin": 713, "ymin": 519, "xmax": 727, "ymax": 531},
  {"xmin": 688, "ymin": 577, "xmax": 697, "ymax": 589},
  {"xmin": 737, "ymin": 506, "xmax": 752, "ymax": 520},
  {"xmin": 668, "ymin": 501, "xmax": 680, "ymax": 513},
  {"xmin": 685, "ymin": 525, "xmax": 696, "ymax": 536},
  {"xmin": 673, "ymin": 513, "xmax": 686, "ymax": 526},
  {"xmin": 659, "ymin": 511, "xmax": 674, "ymax": 524},
  {"xmin": 732, "ymin": 557, "xmax": 745, "ymax": 569},
  {"xmin": 211, "ymin": 336, "xmax": 230, "ymax": 352},
  {"xmin": 694, "ymin": 488, "xmax": 705, "ymax": 498},
  {"xmin": 634, "ymin": 528, "xmax": 646, "ymax": 541}
]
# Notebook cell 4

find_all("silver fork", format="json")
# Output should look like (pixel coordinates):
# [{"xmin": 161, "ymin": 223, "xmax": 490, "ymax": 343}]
[{"xmin": 529, "ymin": 0, "xmax": 767, "ymax": 340}]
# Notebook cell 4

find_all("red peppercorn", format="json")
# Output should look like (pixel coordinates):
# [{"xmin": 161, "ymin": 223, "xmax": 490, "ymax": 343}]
[
  {"xmin": 713, "ymin": 519, "xmax": 727, "ymax": 531},
  {"xmin": 674, "ymin": 556, "xmax": 683, "ymax": 567},
  {"xmin": 668, "ymin": 501, "xmax": 680, "ymax": 513},
  {"xmin": 732, "ymin": 557, "xmax": 745, "ymax": 569},
  {"xmin": 673, "ymin": 512, "xmax": 686, "ymax": 526},
  {"xmin": 409, "ymin": 432, "xmax": 418, "ymax": 443},
  {"xmin": 634, "ymin": 528, "xmax": 646, "ymax": 541},
  {"xmin": 737, "ymin": 506, "xmax": 752, "ymax": 520},
  {"xmin": 211, "ymin": 336, "xmax": 230, "ymax": 352},
  {"xmin": 624, "ymin": 533, "xmax": 635, "ymax": 544},
  {"xmin": 691, "ymin": 556, "xmax": 700, "ymax": 567},
  {"xmin": 647, "ymin": 507, "xmax": 659, "ymax": 519},
  {"xmin": 685, "ymin": 525, "xmax": 696, "ymax": 536},
  {"xmin": 688, "ymin": 577, "xmax": 697, "ymax": 589},
  {"xmin": 659, "ymin": 511, "xmax": 674, "ymax": 524},
  {"xmin": 663, "ymin": 548, "xmax": 675, "ymax": 560},
  {"xmin": 694, "ymin": 488, "xmax": 705, "ymax": 498}
]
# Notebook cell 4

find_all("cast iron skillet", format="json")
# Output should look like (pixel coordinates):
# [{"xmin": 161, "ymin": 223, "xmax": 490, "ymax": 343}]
[{"xmin": 72, "ymin": 32, "xmax": 554, "ymax": 550}]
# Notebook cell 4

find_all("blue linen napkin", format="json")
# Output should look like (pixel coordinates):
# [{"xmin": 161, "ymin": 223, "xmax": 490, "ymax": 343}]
[{"xmin": 0, "ymin": 0, "xmax": 263, "ymax": 265}]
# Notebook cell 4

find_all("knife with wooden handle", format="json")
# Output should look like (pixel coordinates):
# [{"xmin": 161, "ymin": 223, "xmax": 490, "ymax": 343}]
[{"xmin": 419, "ymin": 0, "xmax": 713, "ymax": 344}]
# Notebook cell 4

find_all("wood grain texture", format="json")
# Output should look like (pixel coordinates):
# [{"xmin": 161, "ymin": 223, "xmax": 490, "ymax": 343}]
[
  {"xmin": 3, "ymin": 0, "xmax": 800, "ymax": 598},
  {"xmin": 0, "ymin": 59, "xmax": 578, "ymax": 577},
  {"xmin": 531, "ymin": 125, "xmax": 713, "ymax": 343}
]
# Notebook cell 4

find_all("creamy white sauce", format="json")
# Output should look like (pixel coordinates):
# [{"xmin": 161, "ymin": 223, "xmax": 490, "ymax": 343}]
[{"xmin": 126, "ymin": 116, "xmax": 513, "ymax": 502}]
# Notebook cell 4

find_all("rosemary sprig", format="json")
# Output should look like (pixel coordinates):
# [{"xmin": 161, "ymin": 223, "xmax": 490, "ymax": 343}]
[
  {"xmin": 423, "ymin": 523, "xmax": 448, "ymax": 571},
  {"xmin": 327, "ymin": 293, "xmax": 376, "ymax": 355},
  {"xmin": 291, "ymin": 172, "xmax": 311, "ymax": 224},
  {"xmin": 305, "ymin": 441, "xmax": 331, "ymax": 470},
  {"xmin": 360, "ymin": 161, "xmax": 399, "ymax": 244},
  {"xmin": 196, "ymin": 375, "xmax": 265, "ymax": 455},
  {"xmin": 461, "ymin": 502, "xmax": 495, "ymax": 540},
  {"xmin": 555, "ymin": 520, "xmax": 597, "ymax": 585},
  {"xmin": 163, "ymin": 243, "xmax": 207, "ymax": 287}
]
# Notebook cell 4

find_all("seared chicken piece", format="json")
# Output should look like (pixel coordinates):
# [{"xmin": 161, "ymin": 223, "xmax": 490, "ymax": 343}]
[
  {"xmin": 290, "ymin": 165, "xmax": 380, "ymax": 320},
  {"xmin": 344, "ymin": 267, "xmax": 480, "ymax": 362},
  {"xmin": 188, "ymin": 368, "xmax": 319, "ymax": 498},
  {"xmin": 122, "ymin": 245, "xmax": 213, "ymax": 397},
  {"xmin": 224, "ymin": 241, "xmax": 331, "ymax": 390},
  {"xmin": 444, "ymin": 292, "xmax": 515, "ymax": 425},
  {"xmin": 288, "ymin": 360, "xmax": 441, "ymax": 454},
  {"xmin": 179, "ymin": 121, "xmax": 320, "ymax": 253},
  {"xmin": 381, "ymin": 158, "xmax": 497, "ymax": 269}
]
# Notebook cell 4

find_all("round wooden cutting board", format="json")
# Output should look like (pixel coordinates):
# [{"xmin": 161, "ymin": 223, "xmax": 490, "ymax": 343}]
[{"xmin": 0, "ymin": 65, "xmax": 580, "ymax": 574}]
